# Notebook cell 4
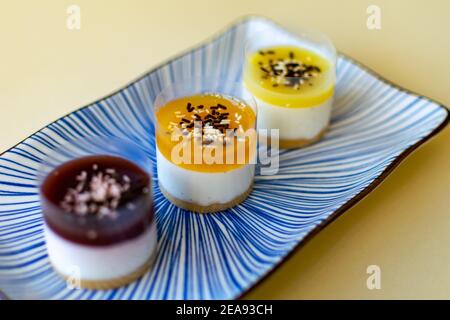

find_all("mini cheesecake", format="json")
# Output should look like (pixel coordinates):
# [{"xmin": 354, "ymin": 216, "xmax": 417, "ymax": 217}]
[
  {"xmin": 244, "ymin": 45, "xmax": 335, "ymax": 148},
  {"xmin": 155, "ymin": 93, "xmax": 257, "ymax": 213},
  {"xmin": 40, "ymin": 155, "xmax": 157, "ymax": 290}
]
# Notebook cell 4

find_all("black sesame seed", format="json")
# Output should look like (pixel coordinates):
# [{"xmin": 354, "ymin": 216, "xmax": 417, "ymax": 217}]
[
  {"xmin": 203, "ymin": 139, "xmax": 213, "ymax": 145},
  {"xmin": 286, "ymin": 62, "xmax": 299, "ymax": 68}
]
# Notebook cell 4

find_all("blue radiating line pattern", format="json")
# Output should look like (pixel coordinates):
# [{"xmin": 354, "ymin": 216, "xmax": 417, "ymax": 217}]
[{"xmin": 0, "ymin": 17, "xmax": 448, "ymax": 300}]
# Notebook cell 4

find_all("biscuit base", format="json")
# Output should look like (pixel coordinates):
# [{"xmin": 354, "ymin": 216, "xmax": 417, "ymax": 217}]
[
  {"xmin": 53, "ymin": 247, "xmax": 157, "ymax": 290},
  {"xmin": 269, "ymin": 126, "xmax": 328, "ymax": 149},
  {"xmin": 159, "ymin": 182, "xmax": 253, "ymax": 213}
]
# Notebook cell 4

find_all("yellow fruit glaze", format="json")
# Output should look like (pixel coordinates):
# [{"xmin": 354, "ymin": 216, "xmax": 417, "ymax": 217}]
[
  {"xmin": 244, "ymin": 45, "xmax": 334, "ymax": 108},
  {"xmin": 156, "ymin": 94, "xmax": 257, "ymax": 173}
]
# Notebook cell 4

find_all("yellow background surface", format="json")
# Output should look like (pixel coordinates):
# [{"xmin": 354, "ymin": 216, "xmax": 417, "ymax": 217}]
[{"xmin": 1, "ymin": 0, "xmax": 449, "ymax": 299}]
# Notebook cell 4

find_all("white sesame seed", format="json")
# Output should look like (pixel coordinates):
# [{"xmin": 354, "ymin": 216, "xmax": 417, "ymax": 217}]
[{"xmin": 86, "ymin": 230, "xmax": 98, "ymax": 239}]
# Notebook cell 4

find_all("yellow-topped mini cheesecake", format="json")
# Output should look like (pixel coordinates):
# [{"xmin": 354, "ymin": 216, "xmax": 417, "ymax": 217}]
[
  {"xmin": 155, "ymin": 92, "xmax": 257, "ymax": 213},
  {"xmin": 244, "ymin": 43, "xmax": 336, "ymax": 148}
]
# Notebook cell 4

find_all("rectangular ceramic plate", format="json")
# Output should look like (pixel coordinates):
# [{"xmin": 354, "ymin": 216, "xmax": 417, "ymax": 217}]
[{"xmin": 0, "ymin": 16, "xmax": 448, "ymax": 300}]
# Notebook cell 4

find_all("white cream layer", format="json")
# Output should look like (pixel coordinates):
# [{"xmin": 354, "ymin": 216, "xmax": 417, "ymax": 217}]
[
  {"xmin": 44, "ymin": 222, "xmax": 157, "ymax": 281},
  {"xmin": 255, "ymin": 96, "xmax": 333, "ymax": 141},
  {"xmin": 156, "ymin": 148, "xmax": 254, "ymax": 206}
]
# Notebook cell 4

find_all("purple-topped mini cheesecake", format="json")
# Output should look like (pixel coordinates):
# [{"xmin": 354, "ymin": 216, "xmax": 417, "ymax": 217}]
[{"xmin": 40, "ymin": 155, "xmax": 157, "ymax": 289}]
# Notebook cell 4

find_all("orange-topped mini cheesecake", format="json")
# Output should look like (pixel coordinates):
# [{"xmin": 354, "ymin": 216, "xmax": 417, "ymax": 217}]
[
  {"xmin": 155, "ymin": 90, "xmax": 257, "ymax": 213},
  {"xmin": 244, "ymin": 31, "xmax": 336, "ymax": 149}
]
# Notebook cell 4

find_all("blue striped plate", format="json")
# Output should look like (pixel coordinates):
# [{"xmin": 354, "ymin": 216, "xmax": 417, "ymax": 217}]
[{"xmin": 0, "ymin": 16, "xmax": 448, "ymax": 300}]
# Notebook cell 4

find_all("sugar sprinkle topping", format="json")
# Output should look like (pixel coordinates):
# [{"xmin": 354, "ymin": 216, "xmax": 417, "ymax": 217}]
[
  {"xmin": 60, "ymin": 167, "xmax": 135, "ymax": 220},
  {"xmin": 167, "ymin": 94, "xmax": 247, "ymax": 145},
  {"xmin": 257, "ymin": 49, "xmax": 321, "ymax": 89}
]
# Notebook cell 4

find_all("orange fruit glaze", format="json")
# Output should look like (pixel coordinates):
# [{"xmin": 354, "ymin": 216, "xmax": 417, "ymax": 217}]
[{"xmin": 155, "ymin": 94, "xmax": 257, "ymax": 173}]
